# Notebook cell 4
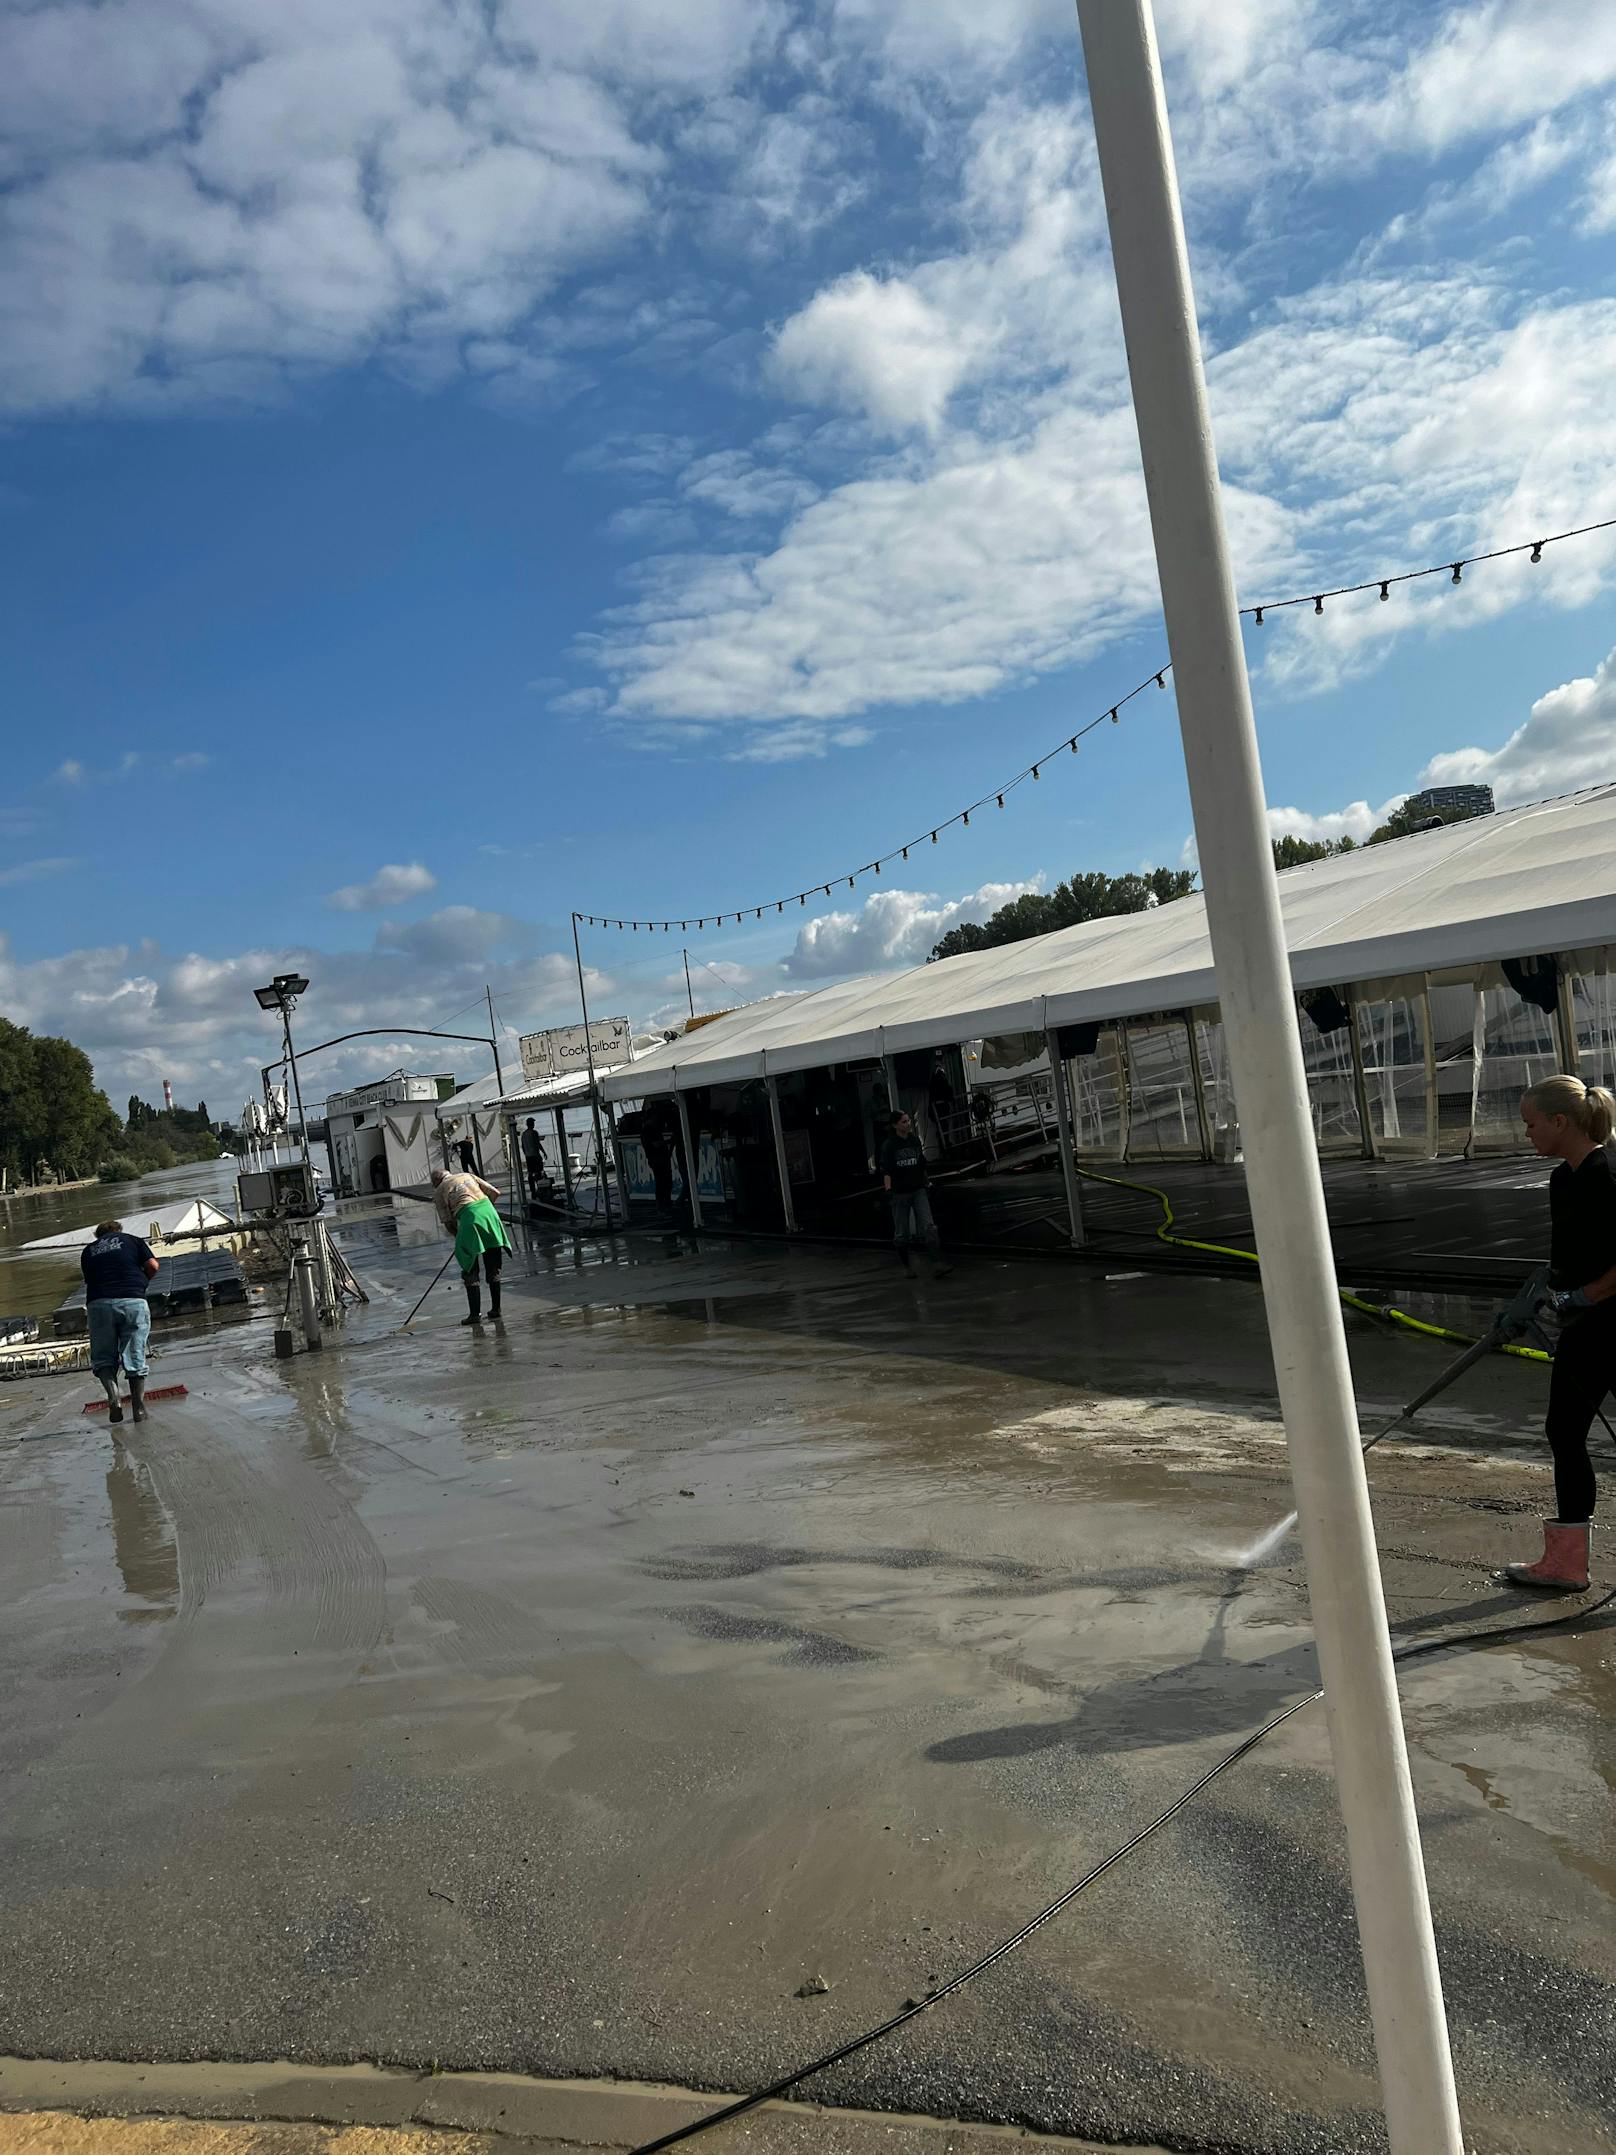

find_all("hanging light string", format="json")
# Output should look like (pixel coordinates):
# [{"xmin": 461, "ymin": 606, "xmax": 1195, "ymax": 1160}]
[{"xmin": 573, "ymin": 515, "xmax": 1616, "ymax": 935}]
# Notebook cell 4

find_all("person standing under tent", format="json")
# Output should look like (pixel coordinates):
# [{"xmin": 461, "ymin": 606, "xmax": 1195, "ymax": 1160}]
[
  {"xmin": 520, "ymin": 1117, "xmax": 547, "ymax": 1204},
  {"xmin": 81, "ymin": 1219, "xmax": 159, "ymax": 1426},
  {"xmin": 455, "ymin": 1135, "xmax": 477, "ymax": 1173},
  {"xmin": 430, "ymin": 1165, "xmax": 512, "ymax": 1325},
  {"xmin": 1505, "ymin": 1073, "xmax": 1616, "ymax": 1590},
  {"xmin": 879, "ymin": 1110, "xmax": 953, "ymax": 1279}
]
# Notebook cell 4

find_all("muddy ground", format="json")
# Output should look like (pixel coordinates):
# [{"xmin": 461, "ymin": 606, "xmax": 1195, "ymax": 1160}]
[{"xmin": 0, "ymin": 1216, "xmax": 1611, "ymax": 2155}]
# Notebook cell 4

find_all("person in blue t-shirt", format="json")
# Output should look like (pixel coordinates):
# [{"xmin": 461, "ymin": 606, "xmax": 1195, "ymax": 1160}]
[{"xmin": 81, "ymin": 1219, "xmax": 159, "ymax": 1427}]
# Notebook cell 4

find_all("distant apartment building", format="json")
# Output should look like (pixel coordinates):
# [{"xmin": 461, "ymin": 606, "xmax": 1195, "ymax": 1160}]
[{"xmin": 1404, "ymin": 783, "xmax": 1495, "ymax": 821}]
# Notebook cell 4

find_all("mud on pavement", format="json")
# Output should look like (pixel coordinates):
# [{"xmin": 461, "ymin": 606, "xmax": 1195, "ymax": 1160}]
[{"xmin": 1, "ymin": 1226, "xmax": 1611, "ymax": 2155}]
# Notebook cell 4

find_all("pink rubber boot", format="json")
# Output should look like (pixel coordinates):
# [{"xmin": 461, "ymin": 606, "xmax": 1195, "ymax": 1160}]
[{"xmin": 1503, "ymin": 1519, "xmax": 1590, "ymax": 1591}]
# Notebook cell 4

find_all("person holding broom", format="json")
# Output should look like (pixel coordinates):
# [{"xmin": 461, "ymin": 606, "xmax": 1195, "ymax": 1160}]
[{"xmin": 429, "ymin": 1166, "xmax": 512, "ymax": 1326}]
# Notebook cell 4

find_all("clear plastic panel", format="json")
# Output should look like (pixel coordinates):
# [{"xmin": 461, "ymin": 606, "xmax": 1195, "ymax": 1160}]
[
  {"xmin": 1066, "ymin": 1028, "xmax": 1127, "ymax": 1159},
  {"xmin": 1571, "ymin": 966, "xmax": 1616, "ymax": 1089},
  {"xmin": 1428, "ymin": 980, "xmax": 1478, "ymax": 1157},
  {"xmin": 1195, "ymin": 1019, "xmax": 1241, "ymax": 1161},
  {"xmin": 1471, "ymin": 985, "xmax": 1559, "ymax": 1153},
  {"xmin": 1296, "ymin": 1014, "xmax": 1363, "ymax": 1156},
  {"xmin": 1355, "ymin": 995, "xmax": 1432, "ymax": 1155},
  {"xmin": 1124, "ymin": 1021, "xmax": 1202, "ymax": 1160}
]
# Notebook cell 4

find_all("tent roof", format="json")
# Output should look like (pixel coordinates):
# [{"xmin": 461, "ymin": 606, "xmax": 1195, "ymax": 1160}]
[
  {"xmin": 24, "ymin": 1196, "xmax": 235, "ymax": 1251},
  {"xmin": 491, "ymin": 1060, "xmax": 635, "ymax": 1113},
  {"xmin": 601, "ymin": 785, "xmax": 1616, "ymax": 1098}
]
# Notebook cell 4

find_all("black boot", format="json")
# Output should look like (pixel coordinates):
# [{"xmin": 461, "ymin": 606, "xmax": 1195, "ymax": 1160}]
[
  {"xmin": 461, "ymin": 1280, "xmax": 482, "ymax": 1326},
  {"xmin": 101, "ymin": 1373, "xmax": 124, "ymax": 1425},
  {"xmin": 128, "ymin": 1372, "xmax": 147, "ymax": 1422}
]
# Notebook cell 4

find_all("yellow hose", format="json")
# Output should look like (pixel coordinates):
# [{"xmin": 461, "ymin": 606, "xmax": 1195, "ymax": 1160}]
[{"xmin": 1076, "ymin": 1164, "xmax": 1550, "ymax": 1365}]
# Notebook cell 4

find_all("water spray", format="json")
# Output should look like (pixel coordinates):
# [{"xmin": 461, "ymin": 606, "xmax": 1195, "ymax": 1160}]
[{"xmin": 1237, "ymin": 1266, "xmax": 1553, "ymax": 1569}]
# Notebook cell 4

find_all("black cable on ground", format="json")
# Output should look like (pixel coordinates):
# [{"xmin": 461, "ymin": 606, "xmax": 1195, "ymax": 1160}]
[{"xmin": 629, "ymin": 1587, "xmax": 1615, "ymax": 2155}]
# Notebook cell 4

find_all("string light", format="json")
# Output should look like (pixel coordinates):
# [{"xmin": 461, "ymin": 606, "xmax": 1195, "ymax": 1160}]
[{"xmin": 572, "ymin": 515, "xmax": 1614, "ymax": 934}]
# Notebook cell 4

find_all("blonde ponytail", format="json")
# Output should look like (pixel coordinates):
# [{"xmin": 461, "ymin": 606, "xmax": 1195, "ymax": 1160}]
[{"xmin": 1522, "ymin": 1073, "xmax": 1615, "ymax": 1144}]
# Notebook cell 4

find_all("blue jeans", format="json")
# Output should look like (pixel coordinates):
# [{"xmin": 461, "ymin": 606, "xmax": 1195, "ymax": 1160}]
[
  {"xmin": 88, "ymin": 1297, "xmax": 151, "ymax": 1378},
  {"xmin": 889, "ymin": 1189, "xmax": 939, "ymax": 1250}
]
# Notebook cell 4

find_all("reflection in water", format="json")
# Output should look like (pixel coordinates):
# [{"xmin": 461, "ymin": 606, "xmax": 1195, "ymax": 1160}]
[{"xmin": 105, "ymin": 1457, "xmax": 179, "ymax": 1624}]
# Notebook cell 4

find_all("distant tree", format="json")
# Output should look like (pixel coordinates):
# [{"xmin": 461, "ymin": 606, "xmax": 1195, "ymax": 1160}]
[
  {"xmin": 1272, "ymin": 833, "xmax": 1357, "ymax": 870},
  {"xmin": 196, "ymin": 1099, "xmax": 210, "ymax": 1127},
  {"xmin": 1367, "ymin": 801, "xmax": 1473, "ymax": 846},
  {"xmin": 30, "ymin": 1037, "xmax": 121, "ymax": 1176},
  {"xmin": 930, "ymin": 865, "xmax": 1195, "ymax": 963}
]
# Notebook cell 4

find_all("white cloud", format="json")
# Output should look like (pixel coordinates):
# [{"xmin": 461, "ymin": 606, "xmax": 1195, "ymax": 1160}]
[
  {"xmin": 1418, "ymin": 642, "xmax": 1616, "ymax": 805},
  {"xmin": 326, "ymin": 861, "xmax": 438, "ymax": 912},
  {"xmin": 0, "ymin": 919, "xmax": 607, "ymax": 1113},
  {"xmin": 171, "ymin": 751, "xmax": 210, "ymax": 771},
  {"xmin": 725, "ymin": 723, "xmax": 872, "ymax": 763},
  {"xmin": 1263, "ymin": 799, "xmax": 1403, "ymax": 848},
  {"xmin": 771, "ymin": 271, "xmax": 987, "ymax": 436},
  {"xmin": 374, "ymin": 906, "xmax": 533, "ymax": 964},
  {"xmin": 785, "ymin": 878, "xmax": 1042, "ymax": 978},
  {"xmin": 0, "ymin": 855, "xmax": 80, "ymax": 888},
  {"xmin": 55, "ymin": 759, "xmax": 85, "ymax": 784}
]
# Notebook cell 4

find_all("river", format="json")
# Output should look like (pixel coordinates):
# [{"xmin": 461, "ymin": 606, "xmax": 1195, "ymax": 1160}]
[{"xmin": 0, "ymin": 1156, "xmax": 243, "ymax": 1325}]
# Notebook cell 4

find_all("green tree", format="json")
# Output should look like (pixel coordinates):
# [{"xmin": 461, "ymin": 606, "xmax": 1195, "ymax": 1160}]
[
  {"xmin": 1367, "ymin": 801, "xmax": 1475, "ymax": 846},
  {"xmin": 1272, "ymin": 833, "xmax": 1357, "ymax": 870},
  {"xmin": 31, "ymin": 1037, "xmax": 121, "ymax": 1176},
  {"xmin": 931, "ymin": 865, "xmax": 1195, "ymax": 963}
]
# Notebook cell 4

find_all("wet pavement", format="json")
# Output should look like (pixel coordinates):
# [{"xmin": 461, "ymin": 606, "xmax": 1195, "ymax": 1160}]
[{"xmin": 0, "ymin": 1215, "xmax": 1612, "ymax": 2155}]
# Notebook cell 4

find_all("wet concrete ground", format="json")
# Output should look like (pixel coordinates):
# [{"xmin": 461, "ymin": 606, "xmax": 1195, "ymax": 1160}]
[{"xmin": 1, "ymin": 1217, "xmax": 1612, "ymax": 2155}]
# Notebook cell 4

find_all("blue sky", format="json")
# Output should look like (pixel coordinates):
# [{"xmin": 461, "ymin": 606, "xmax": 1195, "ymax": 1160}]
[{"xmin": 3, "ymin": 0, "xmax": 1615, "ymax": 1112}]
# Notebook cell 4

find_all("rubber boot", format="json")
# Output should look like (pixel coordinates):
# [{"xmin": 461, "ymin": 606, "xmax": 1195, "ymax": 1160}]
[
  {"xmin": 1503, "ymin": 1519, "xmax": 1590, "ymax": 1591},
  {"xmin": 488, "ymin": 1265, "xmax": 502, "ymax": 1321},
  {"xmin": 128, "ymin": 1372, "xmax": 146, "ymax": 1423},
  {"xmin": 100, "ymin": 1372, "xmax": 124, "ymax": 1425},
  {"xmin": 461, "ymin": 1277, "xmax": 482, "ymax": 1326}
]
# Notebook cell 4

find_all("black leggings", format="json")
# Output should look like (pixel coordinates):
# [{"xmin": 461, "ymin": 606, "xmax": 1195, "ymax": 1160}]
[
  {"xmin": 463, "ymin": 1248, "xmax": 503, "ymax": 1317},
  {"xmin": 1545, "ymin": 1312, "xmax": 1616, "ymax": 1521}
]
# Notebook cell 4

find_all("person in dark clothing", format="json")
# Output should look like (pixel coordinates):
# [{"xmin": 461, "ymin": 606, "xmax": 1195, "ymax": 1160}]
[
  {"xmin": 1504, "ymin": 1074, "xmax": 1616, "ymax": 1590},
  {"xmin": 81, "ymin": 1218, "xmax": 159, "ymax": 1427},
  {"xmin": 879, "ymin": 1110, "xmax": 953, "ymax": 1278},
  {"xmin": 520, "ymin": 1117, "xmax": 547, "ymax": 1203},
  {"xmin": 455, "ymin": 1136, "xmax": 477, "ymax": 1173},
  {"xmin": 641, "ymin": 1115, "xmax": 676, "ymax": 1213}
]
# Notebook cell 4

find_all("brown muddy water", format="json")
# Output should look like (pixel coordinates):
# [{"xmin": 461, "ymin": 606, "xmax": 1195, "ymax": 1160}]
[{"xmin": 0, "ymin": 1222, "xmax": 1610, "ymax": 2155}]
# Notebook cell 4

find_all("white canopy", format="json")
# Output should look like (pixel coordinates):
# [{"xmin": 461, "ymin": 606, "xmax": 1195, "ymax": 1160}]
[
  {"xmin": 24, "ymin": 1197, "xmax": 235, "ymax": 1251},
  {"xmin": 602, "ymin": 785, "xmax": 1616, "ymax": 1099}
]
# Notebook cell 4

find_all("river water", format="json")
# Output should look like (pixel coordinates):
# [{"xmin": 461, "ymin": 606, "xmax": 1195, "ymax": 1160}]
[{"xmin": 0, "ymin": 1156, "xmax": 243, "ymax": 1324}]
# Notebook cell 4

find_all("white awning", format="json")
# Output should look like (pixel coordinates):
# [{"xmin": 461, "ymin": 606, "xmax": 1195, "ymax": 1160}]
[
  {"xmin": 24, "ymin": 1196, "xmax": 236, "ymax": 1250},
  {"xmin": 601, "ymin": 785, "xmax": 1616, "ymax": 1099}
]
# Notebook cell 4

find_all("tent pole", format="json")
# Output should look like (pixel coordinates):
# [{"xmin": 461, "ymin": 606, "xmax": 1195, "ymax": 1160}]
[
  {"xmin": 1045, "ymin": 1032, "xmax": 1086, "ymax": 1248},
  {"xmin": 554, "ymin": 1105, "xmax": 575, "ymax": 1214},
  {"xmin": 1555, "ymin": 966, "xmax": 1581, "ymax": 1073},
  {"xmin": 1073, "ymin": 8, "xmax": 1462, "ymax": 2150},
  {"xmin": 674, "ymin": 1093, "xmax": 703, "ymax": 1230},
  {"xmin": 765, "ymin": 1074, "xmax": 797, "ymax": 1233},
  {"xmin": 605, "ymin": 1098, "xmax": 633, "ymax": 1221},
  {"xmin": 1347, "ymin": 994, "xmax": 1376, "ymax": 1158}
]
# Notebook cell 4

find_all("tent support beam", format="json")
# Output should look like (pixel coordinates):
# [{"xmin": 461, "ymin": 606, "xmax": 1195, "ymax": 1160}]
[
  {"xmin": 675, "ymin": 1094, "xmax": 704, "ymax": 1231},
  {"xmin": 1045, "ymin": 1033, "xmax": 1087, "ymax": 1248},
  {"xmin": 765, "ymin": 1076, "xmax": 798, "ymax": 1234}
]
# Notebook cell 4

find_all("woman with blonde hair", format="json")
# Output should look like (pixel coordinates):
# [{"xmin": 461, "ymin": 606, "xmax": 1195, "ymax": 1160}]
[{"xmin": 1507, "ymin": 1073, "xmax": 1616, "ymax": 1589}]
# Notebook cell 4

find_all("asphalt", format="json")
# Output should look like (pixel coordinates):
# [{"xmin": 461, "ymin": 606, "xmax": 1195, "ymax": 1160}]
[{"xmin": 0, "ymin": 1214, "xmax": 1611, "ymax": 2155}]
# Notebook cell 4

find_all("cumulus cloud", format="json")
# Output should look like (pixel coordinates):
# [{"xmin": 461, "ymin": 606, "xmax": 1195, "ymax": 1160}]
[
  {"xmin": 0, "ymin": 921, "xmax": 607, "ymax": 1114},
  {"xmin": 374, "ymin": 905, "xmax": 534, "ymax": 964},
  {"xmin": 1262, "ymin": 800, "xmax": 1404, "ymax": 849},
  {"xmin": 771, "ymin": 271, "xmax": 988, "ymax": 436},
  {"xmin": 784, "ymin": 878, "xmax": 1042, "ymax": 978},
  {"xmin": 1418, "ymin": 642, "xmax": 1616, "ymax": 805},
  {"xmin": 327, "ymin": 861, "xmax": 438, "ymax": 912}
]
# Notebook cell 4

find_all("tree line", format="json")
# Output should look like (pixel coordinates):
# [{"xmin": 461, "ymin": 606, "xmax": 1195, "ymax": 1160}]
[{"xmin": 0, "ymin": 1016, "xmax": 225, "ymax": 1187}]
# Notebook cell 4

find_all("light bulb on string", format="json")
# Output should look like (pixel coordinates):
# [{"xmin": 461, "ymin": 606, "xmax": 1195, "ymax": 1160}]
[
  {"xmin": 1312, "ymin": 595, "xmax": 1323, "ymax": 614},
  {"xmin": 1531, "ymin": 541, "xmax": 1543, "ymax": 563},
  {"xmin": 1450, "ymin": 562, "xmax": 1463, "ymax": 583},
  {"xmin": 1379, "ymin": 582, "xmax": 1389, "ymax": 601}
]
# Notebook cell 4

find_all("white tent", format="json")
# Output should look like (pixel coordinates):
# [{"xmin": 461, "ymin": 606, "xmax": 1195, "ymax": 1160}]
[
  {"xmin": 600, "ymin": 786, "xmax": 1616, "ymax": 1099},
  {"xmin": 24, "ymin": 1197, "xmax": 235, "ymax": 1251}
]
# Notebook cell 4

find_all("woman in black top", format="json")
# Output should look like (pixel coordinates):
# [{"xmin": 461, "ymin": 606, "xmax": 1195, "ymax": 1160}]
[{"xmin": 1505, "ymin": 1074, "xmax": 1616, "ymax": 1589}]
